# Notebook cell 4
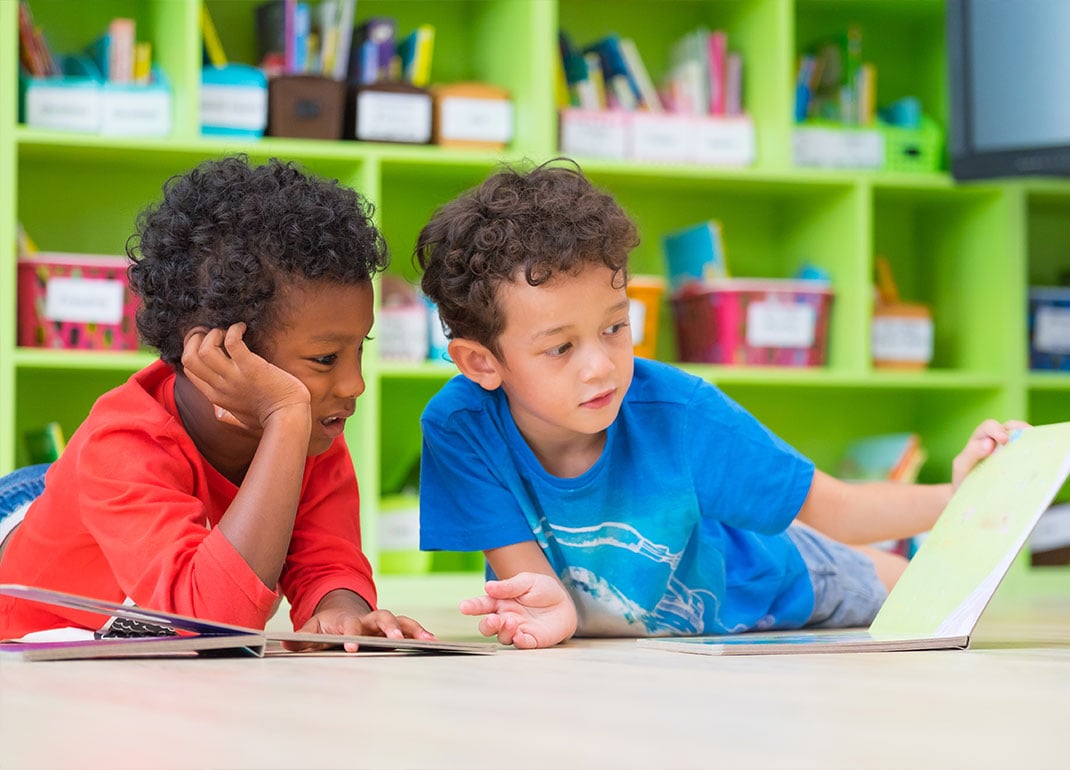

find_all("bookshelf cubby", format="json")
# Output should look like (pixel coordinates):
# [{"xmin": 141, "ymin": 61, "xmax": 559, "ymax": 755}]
[{"xmin": 3, "ymin": 0, "xmax": 1068, "ymax": 601}]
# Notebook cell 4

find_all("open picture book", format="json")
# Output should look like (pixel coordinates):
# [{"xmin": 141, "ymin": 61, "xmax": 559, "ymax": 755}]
[
  {"xmin": 0, "ymin": 584, "xmax": 496, "ymax": 661},
  {"xmin": 638, "ymin": 421, "xmax": 1070, "ymax": 656}
]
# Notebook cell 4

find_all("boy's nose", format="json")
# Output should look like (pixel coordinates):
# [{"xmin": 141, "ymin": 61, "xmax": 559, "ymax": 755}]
[
  {"xmin": 335, "ymin": 358, "xmax": 366, "ymax": 399},
  {"xmin": 582, "ymin": 344, "xmax": 615, "ymax": 380}
]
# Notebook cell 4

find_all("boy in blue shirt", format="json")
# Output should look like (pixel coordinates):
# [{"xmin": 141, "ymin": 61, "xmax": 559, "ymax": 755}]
[{"xmin": 415, "ymin": 160, "xmax": 1024, "ymax": 649}]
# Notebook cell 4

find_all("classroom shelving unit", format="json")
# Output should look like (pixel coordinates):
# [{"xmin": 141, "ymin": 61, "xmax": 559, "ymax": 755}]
[{"xmin": 3, "ymin": 0, "xmax": 1068, "ymax": 600}]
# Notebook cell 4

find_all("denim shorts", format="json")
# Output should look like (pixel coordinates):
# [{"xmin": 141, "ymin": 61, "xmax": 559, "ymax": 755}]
[
  {"xmin": 786, "ymin": 522, "xmax": 888, "ymax": 629},
  {"xmin": 0, "ymin": 464, "xmax": 49, "ymax": 553}
]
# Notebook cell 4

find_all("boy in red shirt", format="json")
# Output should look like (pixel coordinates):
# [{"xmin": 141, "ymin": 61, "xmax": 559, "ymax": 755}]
[{"xmin": 0, "ymin": 155, "xmax": 433, "ymax": 649}]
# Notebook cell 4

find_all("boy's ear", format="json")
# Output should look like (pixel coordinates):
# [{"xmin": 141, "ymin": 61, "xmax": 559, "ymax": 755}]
[{"xmin": 448, "ymin": 339, "xmax": 503, "ymax": 391}]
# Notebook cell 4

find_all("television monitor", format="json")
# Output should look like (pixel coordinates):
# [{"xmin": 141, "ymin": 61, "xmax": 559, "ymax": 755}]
[{"xmin": 947, "ymin": 0, "xmax": 1070, "ymax": 181}]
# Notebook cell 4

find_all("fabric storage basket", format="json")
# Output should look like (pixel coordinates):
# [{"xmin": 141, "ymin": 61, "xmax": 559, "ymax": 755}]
[
  {"xmin": 671, "ymin": 278, "xmax": 833, "ymax": 366},
  {"xmin": 17, "ymin": 253, "xmax": 139, "ymax": 350}
]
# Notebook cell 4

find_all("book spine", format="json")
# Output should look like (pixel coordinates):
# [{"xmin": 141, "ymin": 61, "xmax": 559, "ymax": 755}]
[
  {"xmin": 707, "ymin": 30, "xmax": 727, "ymax": 115},
  {"xmin": 108, "ymin": 17, "xmax": 135, "ymax": 84}
]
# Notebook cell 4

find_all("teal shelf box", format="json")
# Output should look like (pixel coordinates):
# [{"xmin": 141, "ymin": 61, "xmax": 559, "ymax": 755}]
[
  {"xmin": 20, "ymin": 61, "xmax": 172, "ymax": 137},
  {"xmin": 200, "ymin": 64, "xmax": 268, "ymax": 138}
]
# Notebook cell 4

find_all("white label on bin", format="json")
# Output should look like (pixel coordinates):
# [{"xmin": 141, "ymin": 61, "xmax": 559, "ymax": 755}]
[
  {"xmin": 746, "ymin": 301, "xmax": 815, "ymax": 348},
  {"xmin": 1035, "ymin": 306, "xmax": 1070, "ymax": 353},
  {"xmin": 630, "ymin": 113, "xmax": 691, "ymax": 163},
  {"xmin": 441, "ymin": 98, "xmax": 512, "ymax": 142},
  {"xmin": 27, "ymin": 85, "xmax": 100, "ymax": 132},
  {"xmin": 793, "ymin": 127, "xmax": 884, "ymax": 169},
  {"xmin": 356, "ymin": 91, "xmax": 432, "ymax": 143},
  {"xmin": 872, "ymin": 317, "xmax": 934, "ymax": 362},
  {"xmin": 559, "ymin": 111, "xmax": 628, "ymax": 159},
  {"xmin": 44, "ymin": 277, "xmax": 125, "ymax": 325},
  {"xmin": 201, "ymin": 85, "xmax": 268, "ymax": 131},
  {"xmin": 628, "ymin": 299, "xmax": 646, "ymax": 346},
  {"xmin": 378, "ymin": 307, "xmax": 429, "ymax": 362},
  {"xmin": 693, "ymin": 117, "xmax": 756, "ymax": 166},
  {"xmin": 379, "ymin": 509, "xmax": 421, "ymax": 551},
  {"xmin": 99, "ymin": 89, "xmax": 172, "ymax": 137}
]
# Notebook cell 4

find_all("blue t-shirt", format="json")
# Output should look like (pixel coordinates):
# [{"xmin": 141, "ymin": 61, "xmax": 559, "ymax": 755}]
[{"xmin": 419, "ymin": 359, "xmax": 816, "ymax": 637}]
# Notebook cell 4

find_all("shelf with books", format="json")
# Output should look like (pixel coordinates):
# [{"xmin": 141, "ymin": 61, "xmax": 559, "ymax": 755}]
[
  {"xmin": 795, "ymin": 0, "xmax": 947, "ymax": 128},
  {"xmin": 558, "ymin": 0, "xmax": 792, "ymax": 168},
  {"xmin": 793, "ymin": 1, "xmax": 947, "ymax": 173},
  {"xmin": 872, "ymin": 184, "xmax": 1022, "ymax": 377}
]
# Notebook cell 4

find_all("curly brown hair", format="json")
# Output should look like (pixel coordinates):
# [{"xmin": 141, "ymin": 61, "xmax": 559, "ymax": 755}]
[
  {"xmin": 415, "ymin": 158, "xmax": 639, "ymax": 359},
  {"xmin": 127, "ymin": 155, "xmax": 389, "ymax": 367}
]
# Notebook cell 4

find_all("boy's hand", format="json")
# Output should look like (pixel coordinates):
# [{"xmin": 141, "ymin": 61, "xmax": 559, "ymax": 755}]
[
  {"xmin": 287, "ymin": 606, "xmax": 437, "ymax": 653},
  {"xmin": 951, "ymin": 418, "xmax": 1032, "ymax": 490},
  {"xmin": 460, "ymin": 572, "xmax": 577, "ymax": 649},
  {"xmin": 181, "ymin": 323, "xmax": 311, "ymax": 431}
]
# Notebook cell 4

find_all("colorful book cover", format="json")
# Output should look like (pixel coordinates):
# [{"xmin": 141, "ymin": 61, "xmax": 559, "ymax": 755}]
[
  {"xmin": 839, "ymin": 433, "xmax": 921, "ymax": 482},
  {"xmin": 661, "ymin": 220, "xmax": 728, "ymax": 293},
  {"xmin": 349, "ymin": 17, "xmax": 396, "ymax": 85},
  {"xmin": 24, "ymin": 421, "xmax": 66, "ymax": 464},
  {"xmin": 618, "ymin": 37, "xmax": 662, "ymax": 112},
  {"xmin": 584, "ymin": 35, "xmax": 641, "ymax": 111}
]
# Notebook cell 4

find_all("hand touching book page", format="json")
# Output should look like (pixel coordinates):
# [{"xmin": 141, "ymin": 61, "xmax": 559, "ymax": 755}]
[{"xmin": 0, "ymin": 584, "xmax": 495, "ymax": 660}]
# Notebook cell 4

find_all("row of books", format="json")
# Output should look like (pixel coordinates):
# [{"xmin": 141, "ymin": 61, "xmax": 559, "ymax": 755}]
[
  {"xmin": 18, "ymin": 4, "xmax": 155, "ymax": 86},
  {"xmin": 558, "ymin": 28, "xmax": 744, "ymax": 117},
  {"xmin": 233, "ymin": 1, "xmax": 434, "ymax": 88},
  {"xmin": 16, "ymin": 1, "xmax": 58, "ymax": 78},
  {"xmin": 795, "ymin": 25, "xmax": 875, "ymax": 125}
]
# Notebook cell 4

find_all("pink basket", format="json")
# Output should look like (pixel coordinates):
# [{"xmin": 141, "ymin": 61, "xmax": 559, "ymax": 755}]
[
  {"xmin": 17, "ymin": 254, "xmax": 140, "ymax": 351},
  {"xmin": 671, "ymin": 279, "xmax": 833, "ymax": 366}
]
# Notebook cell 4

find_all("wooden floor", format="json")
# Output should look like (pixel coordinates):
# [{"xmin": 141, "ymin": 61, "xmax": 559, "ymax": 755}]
[{"xmin": 2, "ymin": 576, "xmax": 1069, "ymax": 770}]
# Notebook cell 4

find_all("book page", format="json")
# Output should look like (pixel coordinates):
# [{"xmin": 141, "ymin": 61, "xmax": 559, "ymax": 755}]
[{"xmin": 870, "ymin": 423, "xmax": 1070, "ymax": 638}]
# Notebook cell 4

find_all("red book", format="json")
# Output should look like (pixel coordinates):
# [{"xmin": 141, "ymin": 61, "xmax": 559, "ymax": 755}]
[{"xmin": 707, "ymin": 30, "xmax": 727, "ymax": 115}]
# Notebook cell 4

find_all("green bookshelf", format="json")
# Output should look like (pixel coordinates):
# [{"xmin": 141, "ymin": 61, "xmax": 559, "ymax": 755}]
[{"xmin": 3, "ymin": 0, "xmax": 1068, "ymax": 600}]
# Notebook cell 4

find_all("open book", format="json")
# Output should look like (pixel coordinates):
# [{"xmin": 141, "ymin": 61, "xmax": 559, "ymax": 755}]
[
  {"xmin": 0, "ymin": 584, "xmax": 495, "ymax": 661},
  {"xmin": 638, "ymin": 421, "xmax": 1070, "ymax": 656}
]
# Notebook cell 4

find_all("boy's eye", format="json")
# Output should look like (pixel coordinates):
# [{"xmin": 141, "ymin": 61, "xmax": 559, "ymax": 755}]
[
  {"xmin": 547, "ymin": 342, "xmax": 572, "ymax": 357},
  {"xmin": 311, "ymin": 353, "xmax": 338, "ymax": 366},
  {"xmin": 605, "ymin": 321, "xmax": 629, "ymax": 335}
]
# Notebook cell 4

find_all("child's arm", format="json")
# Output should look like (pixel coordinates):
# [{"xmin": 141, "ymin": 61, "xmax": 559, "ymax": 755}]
[
  {"xmin": 181, "ymin": 323, "xmax": 314, "ymax": 587},
  {"xmin": 796, "ymin": 419, "xmax": 1030, "ymax": 544},
  {"xmin": 459, "ymin": 541, "xmax": 577, "ymax": 649}
]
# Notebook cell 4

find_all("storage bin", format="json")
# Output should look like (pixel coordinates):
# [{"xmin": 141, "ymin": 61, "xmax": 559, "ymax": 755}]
[
  {"xmin": 1029, "ymin": 287, "xmax": 1070, "ymax": 371},
  {"xmin": 626, "ymin": 275, "xmax": 666, "ymax": 359},
  {"xmin": 17, "ymin": 254, "xmax": 139, "ymax": 351},
  {"xmin": 268, "ymin": 74, "xmax": 345, "ymax": 139},
  {"xmin": 671, "ymin": 279, "xmax": 833, "ymax": 366},
  {"xmin": 881, "ymin": 118, "xmax": 943, "ymax": 173}
]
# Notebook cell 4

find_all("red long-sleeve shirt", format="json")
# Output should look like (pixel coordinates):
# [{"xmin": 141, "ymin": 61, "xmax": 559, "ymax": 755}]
[{"xmin": 0, "ymin": 360, "xmax": 377, "ymax": 639}]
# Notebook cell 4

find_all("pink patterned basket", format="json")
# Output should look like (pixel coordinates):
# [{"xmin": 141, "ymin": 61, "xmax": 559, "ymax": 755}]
[
  {"xmin": 671, "ymin": 279, "xmax": 833, "ymax": 367},
  {"xmin": 17, "ymin": 254, "xmax": 140, "ymax": 351}
]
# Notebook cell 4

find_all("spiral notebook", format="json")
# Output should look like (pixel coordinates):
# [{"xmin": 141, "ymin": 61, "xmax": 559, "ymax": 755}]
[{"xmin": 638, "ymin": 421, "xmax": 1070, "ymax": 656}]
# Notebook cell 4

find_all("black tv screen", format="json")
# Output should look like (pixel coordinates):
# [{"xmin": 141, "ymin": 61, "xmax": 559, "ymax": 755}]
[{"xmin": 948, "ymin": 0, "xmax": 1070, "ymax": 180}]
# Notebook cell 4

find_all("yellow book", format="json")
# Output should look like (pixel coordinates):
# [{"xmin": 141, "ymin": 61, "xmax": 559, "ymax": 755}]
[
  {"xmin": 412, "ymin": 24, "xmax": 435, "ymax": 88},
  {"xmin": 200, "ymin": 4, "xmax": 228, "ymax": 67},
  {"xmin": 133, "ymin": 41, "xmax": 152, "ymax": 83}
]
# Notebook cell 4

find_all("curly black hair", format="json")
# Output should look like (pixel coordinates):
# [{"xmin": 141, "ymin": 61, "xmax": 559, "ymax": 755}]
[
  {"xmin": 415, "ymin": 158, "xmax": 638, "ymax": 359},
  {"xmin": 127, "ymin": 155, "xmax": 389, "ymax": 366}
]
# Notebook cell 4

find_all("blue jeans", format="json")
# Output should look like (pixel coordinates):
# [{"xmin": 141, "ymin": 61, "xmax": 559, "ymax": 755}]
[
  {"xmin": 0, "ymin": 464, "xmax": 49, "ymax": 549},
  {"xmin": 786, "ymin": 522, "xmax": 889, "ymax": 629}
]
